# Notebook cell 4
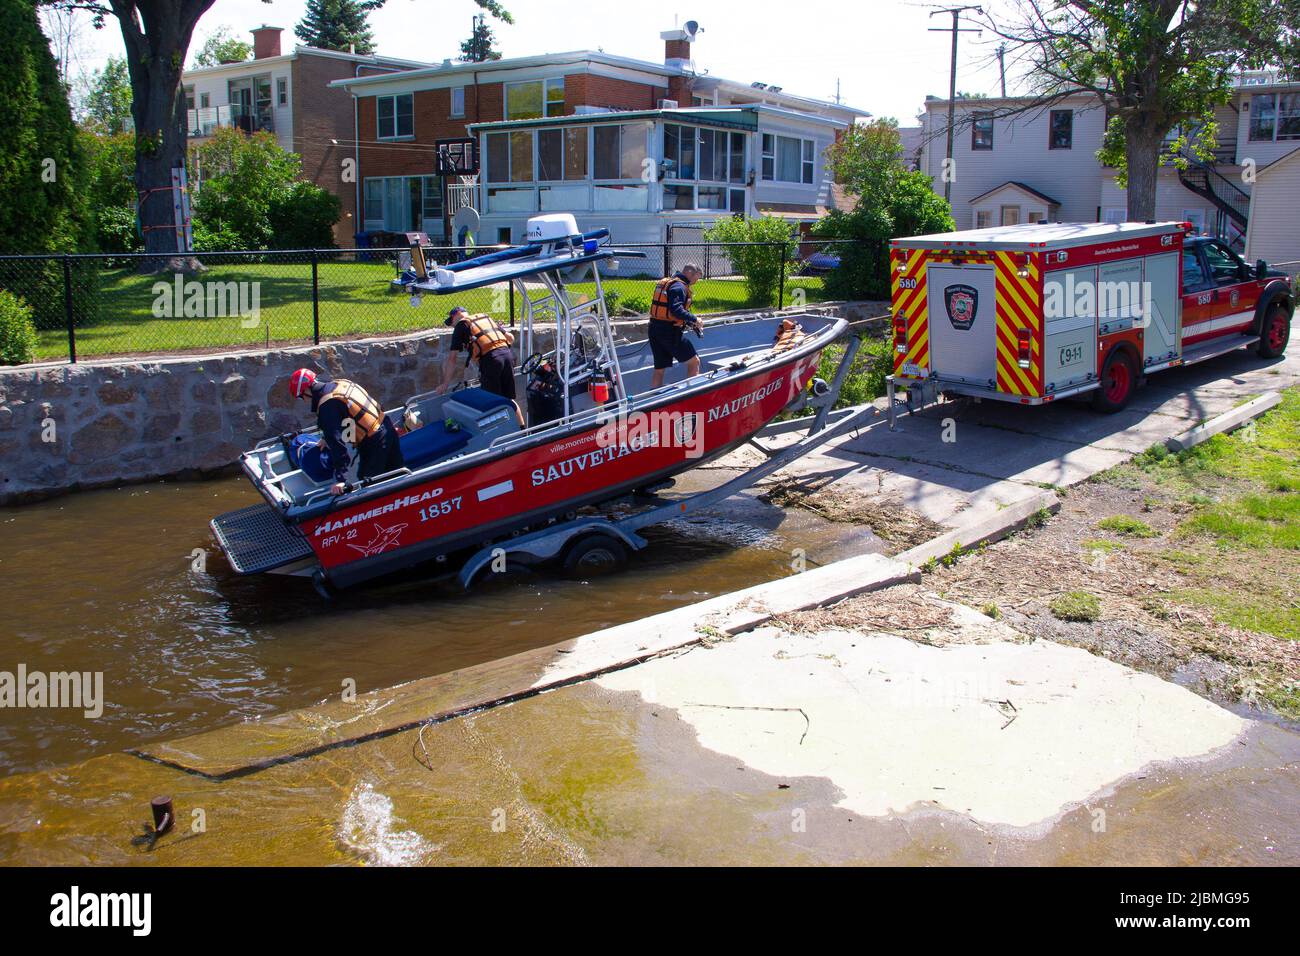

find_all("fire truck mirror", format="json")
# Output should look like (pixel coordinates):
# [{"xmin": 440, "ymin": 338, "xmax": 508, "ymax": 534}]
[{"xmin": 1255, "ymin": 259, "xmax": 1268, "ymax": 281}]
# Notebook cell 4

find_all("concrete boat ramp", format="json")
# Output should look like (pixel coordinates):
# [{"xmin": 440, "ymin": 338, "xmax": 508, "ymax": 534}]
[{"xmin": 1, "ymin": 347, "xmax": 1297, "ymax": 865}]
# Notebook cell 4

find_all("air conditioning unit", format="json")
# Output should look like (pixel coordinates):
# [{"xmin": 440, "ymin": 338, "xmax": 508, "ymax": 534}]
[{"xmin": 659, "ymin": 99, "xmax": 679, "ymax": 110}]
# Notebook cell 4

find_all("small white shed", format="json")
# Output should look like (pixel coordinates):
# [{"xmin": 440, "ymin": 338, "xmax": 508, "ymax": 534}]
[{"xmin": 1245, "ymin": 148, "xmax": 1300, "ymax": 274}]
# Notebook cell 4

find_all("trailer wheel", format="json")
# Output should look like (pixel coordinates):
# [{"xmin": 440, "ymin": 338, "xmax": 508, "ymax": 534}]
[
  {"xmin": 1257, "ymin": 304, "xmax": 1291, "ymax": 359},
  {"xmin": 561, "ymin": 534, "xmax": 628, "ymax": 578},
  {"xmin": 1092, "ymin": 348, "xmax": 1137, "ymax": 413}
]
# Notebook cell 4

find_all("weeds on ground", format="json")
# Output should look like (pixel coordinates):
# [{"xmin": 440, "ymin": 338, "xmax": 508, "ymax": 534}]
[
  {"xmin": 1096, "ymin": 514, "xmax": 1158, "ymax": 537},
  {"xmin": 1050, "ymin": 591, "xmax": 1101, "ymax": 623}
]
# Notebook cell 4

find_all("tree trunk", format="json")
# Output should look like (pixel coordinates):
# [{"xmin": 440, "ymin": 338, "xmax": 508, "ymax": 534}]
[
  {"xmin": 1124, "ymin": 117, "xmax": 1164, "ymax": 222},
  {"xmin": 113, "ymin": 0, "xmax": 215, "ymax": 272}
]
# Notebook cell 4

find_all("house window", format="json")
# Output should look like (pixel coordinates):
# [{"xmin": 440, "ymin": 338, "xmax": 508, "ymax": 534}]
[
  {"xmin": 1000, "ymin": 205, "xmax": 1021, "ymax": 226},
  {"xmin": 538, "ymin": 127, "xmax": 588, "ymax": 181},
  {"xmin": 1249, "ymin": 92, "xmax": 1300, "ymax": 142},
  {"xmin": 773, "ymin": 135, "xmax": 814, "ymax": 184},
  {"xmin": 505, "ymin": 78, "xmax": 565, "ymax": 120},
  {"xmin": 184, "ymin": 86, "xmax": 195, "ymax": 111},
  {"xmin": 485, "ymin": 131, "xmax": 534, "ymax": 182},
  {"xmin": 199, "ymin": 92, "xmax": 211, "ymax": 109},
  {"xmin": 761, "ymin": 134, "xmax": 775, "ymax": 180},
  {"xmin": 277, "ymin": 78, "xmax": 287, "ymax": 107},
  {"xmin": 664, "ymin": 124, "xmax": 697, "ymax": 179},
  {"xmin": 451, "ymin": 86, "xmax": 465, "ymax": 118},
  {"xmin": 363, "ymin": 176, "xmax": 441, "ymax": 232},
  {"xmin": 696, "ymin": 129, "xmax": 745, "ymax": 183},
  {"xmin": 1049, "ymin": 110, "xmax": 1073, "ymax": 149},
  {"xmin": 377, "ymin": 93, "xmax": 414, "ymax": 139},
  {"xmin": 975, "ymin": 210, "xmax": 993, "ymax": 229},
  {"xmin": 971, "ymin": 112, "xmax": 994, "ymax": 150},
  {"xmin": 593, "ymin": 124, "xmax": 645, "ymax": 180},
  {"xmin": 1027, "ymin": 211, "xmax": 1046, "ymax": 223}
]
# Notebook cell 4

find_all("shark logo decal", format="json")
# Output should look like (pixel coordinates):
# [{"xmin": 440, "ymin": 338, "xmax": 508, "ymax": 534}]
[
  {"xmin": 944, "ymin": 284, "xmax": 979, "ymax": 331},
  {"xmin": 347, "ymin": 522, "xmax": 409, "ymax": 558}
]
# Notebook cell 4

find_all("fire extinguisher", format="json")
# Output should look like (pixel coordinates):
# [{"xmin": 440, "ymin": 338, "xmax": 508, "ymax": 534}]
[{"xmin": 588, "ymin": 368, "xmax": 610, "ymax": 405}]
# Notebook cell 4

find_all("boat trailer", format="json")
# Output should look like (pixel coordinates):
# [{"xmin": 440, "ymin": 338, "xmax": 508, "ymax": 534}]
[{"xmin": 456, "ymin": 336, "xmax": 868, "ymax": 588}]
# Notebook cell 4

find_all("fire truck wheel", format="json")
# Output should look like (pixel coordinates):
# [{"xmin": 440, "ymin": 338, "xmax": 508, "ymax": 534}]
[
  {"xmin": 1257, "ymin": 304, "xmax": 1291, "ymax": 359},
  {"xmin": 561, "ymin": 534, "xmax": 629, "ymax": 578},
  {"xmin": 1092, "ymin": 348, "xmax": 1138, "ymax": 414}
]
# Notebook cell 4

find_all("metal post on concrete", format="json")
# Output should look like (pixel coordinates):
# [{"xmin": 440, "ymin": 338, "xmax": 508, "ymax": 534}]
[{"xmin": 62, "ymin": 255, "xmax": 76, "ymax": 364}]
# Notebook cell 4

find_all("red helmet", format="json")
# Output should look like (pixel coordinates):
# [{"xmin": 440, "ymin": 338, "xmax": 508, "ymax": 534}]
[{"xmin": 289, "ymin": 368, "xmax": 317, "ymax": 398}]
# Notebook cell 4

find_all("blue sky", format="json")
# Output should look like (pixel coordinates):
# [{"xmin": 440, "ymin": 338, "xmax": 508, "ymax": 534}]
[{"xmin": 45, "ymin": 0, "xmax": 1016, "ymax": 124}]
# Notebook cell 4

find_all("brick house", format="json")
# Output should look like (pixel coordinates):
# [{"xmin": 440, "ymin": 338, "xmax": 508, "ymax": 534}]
[
  {"xmin": 330, "ymin": 24, "xmax": 867, "ymax": 244},
  {"xmin": 180, "ymin": 26, "xmax": 427, "ymax": 245}
]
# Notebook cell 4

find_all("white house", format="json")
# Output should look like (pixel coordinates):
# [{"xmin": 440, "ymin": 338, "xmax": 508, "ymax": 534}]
[{"xmin": 917, "ymin": 72, "xmax": 1300, "ymax": 264}]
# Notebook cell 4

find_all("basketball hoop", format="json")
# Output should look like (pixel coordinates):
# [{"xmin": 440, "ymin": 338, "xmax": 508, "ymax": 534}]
[{"xmin": 435, "ymin": 138, "xmax": 478, "ymax": 177}]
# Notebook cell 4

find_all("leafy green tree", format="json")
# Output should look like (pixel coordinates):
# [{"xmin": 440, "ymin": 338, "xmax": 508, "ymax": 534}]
[
  {"xmin": 983, "ymin": 0, "xmax": 1300, "ymax": 219},
  {"xmin": 39, "ymin": 0, "xmax": 510, "ymax": 265},
  {"xmin": 191, "ymin": 24, "xmax": 251, "ymax": 67},
  {"xmin": 295, "ymin": 0, "xmax": 375, "ymax": 54},
  {"xmin": 816, "ymin": 120, "xmax": 954, "ymax": 300},
  {"xmin": 80, "ymin": 130, "xmax": 141, "ymax": 252},
  {"xmin": 84, "ymin": 56, "xmax": 133, "ymax": 133},
  {"xmin": 702, "ymin": 215, "xmax": 799, "ymax": 306},
  {"xmin": 190, "ymin": 128, "xmax": 339, "ymax": 250}
]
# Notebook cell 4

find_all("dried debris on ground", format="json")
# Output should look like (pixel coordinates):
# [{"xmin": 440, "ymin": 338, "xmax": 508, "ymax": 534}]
[{"xmin": 761, "ymin": 475, "xmax": 945, "ymax": 552}]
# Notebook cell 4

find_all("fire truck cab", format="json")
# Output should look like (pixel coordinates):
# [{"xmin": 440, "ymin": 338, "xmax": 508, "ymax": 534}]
[{"xmin": 888, "ymin": 221, "xmax": 1292, "ymax": 414}]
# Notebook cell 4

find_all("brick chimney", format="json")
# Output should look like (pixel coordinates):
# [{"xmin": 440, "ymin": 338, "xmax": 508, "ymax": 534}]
[
  {"xmin": 661, "ymin": 23, "xmax": 699, "ymax": 106},
  {"xmin": 252, "ymin": 25, "xmax": 283, "ymax": 60},
  {"xmin": 661, "ymin": 23, "xmax": 698, "ymax": 71}
]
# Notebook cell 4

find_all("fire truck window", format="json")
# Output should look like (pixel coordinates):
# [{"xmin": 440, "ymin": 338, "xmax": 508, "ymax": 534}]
[
  {"xmin": 1202, "ymin": 243, "xmax": 1241, "ymax": 284},
  {"xmin": 1182, "ymin": 250, "xmax": 1210, "ymax": 291}
]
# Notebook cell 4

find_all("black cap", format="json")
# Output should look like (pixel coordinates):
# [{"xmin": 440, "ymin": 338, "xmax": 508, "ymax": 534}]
[{"xmin": 444, "ymin": 305, "xmax": 467, "ymax": 327}]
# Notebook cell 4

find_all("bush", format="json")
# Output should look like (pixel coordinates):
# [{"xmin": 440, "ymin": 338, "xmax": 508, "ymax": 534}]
[
  {"xmin": 702, "ymin": 215, "xmax": 798, "ymax": 306},
  {"xmin": 815, "ymin": 334, "xmax": 892, "ymax": 408},
  {"xmin": 0, "ymin": 289, "xmax": 38, "ymax": 364},
  {"xmin": 1096, "ymin": 514, "xmax": 1158, "ymax": 537},
  {"xmin": 268, "ymin": 181, "xmax": 341, "ymax": 249},
  {"xmin": 814, "ymin": 170, "xmax": 954, "ymax": 301}
]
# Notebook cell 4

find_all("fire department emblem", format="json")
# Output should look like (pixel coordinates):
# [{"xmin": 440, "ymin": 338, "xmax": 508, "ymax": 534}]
[{"xmin": 944, "ymin": 284, "xmax": 979, "ymax": 331}]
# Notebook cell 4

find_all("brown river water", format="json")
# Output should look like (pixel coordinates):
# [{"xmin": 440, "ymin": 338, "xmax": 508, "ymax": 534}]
[{"xmin": 0, "ymin": 470, "xmax": 875, "ymax": 777}]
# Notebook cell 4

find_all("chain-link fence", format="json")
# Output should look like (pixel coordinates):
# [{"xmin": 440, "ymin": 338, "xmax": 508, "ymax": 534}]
[{"xmin": 0, "ymin": 238, "xmax": 873, "ymax": 364}]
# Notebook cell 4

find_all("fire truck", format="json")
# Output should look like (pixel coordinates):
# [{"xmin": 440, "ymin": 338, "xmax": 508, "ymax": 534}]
[{"xmin": 887, "ymin": 221, "xmax": 1293, "ymax": 415}]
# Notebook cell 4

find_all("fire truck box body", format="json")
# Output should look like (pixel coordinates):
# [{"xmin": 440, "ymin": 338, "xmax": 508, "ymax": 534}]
[{"xmin": 888, "ymin": 221, "xmax": 1282, "ymax": 408}]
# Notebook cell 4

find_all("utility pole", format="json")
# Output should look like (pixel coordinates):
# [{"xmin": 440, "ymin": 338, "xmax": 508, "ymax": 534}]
[
  {"xmin": 997, "ymin": 43, "xmax": 1007, "ymax": 97},
  {"xmin": 929, "ymin": 6, "xmax": 982, "ymax": 204}
]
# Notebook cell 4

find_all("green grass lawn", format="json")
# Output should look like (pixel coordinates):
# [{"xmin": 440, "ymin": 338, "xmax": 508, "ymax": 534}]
[{"xmin": 36, "ymin": 261, "xmax": 831, "ymax": 360}]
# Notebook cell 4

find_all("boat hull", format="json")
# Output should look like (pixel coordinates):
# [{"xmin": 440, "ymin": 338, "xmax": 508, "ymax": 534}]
[{"xmin": 298, "ymin": 347, "xmax": 823, "ymax": 588}]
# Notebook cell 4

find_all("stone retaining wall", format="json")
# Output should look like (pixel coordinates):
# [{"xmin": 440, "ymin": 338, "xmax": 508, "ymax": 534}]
[{"xmin": 0, "ymin": 301, "xmax": 884, "ymax": 505}]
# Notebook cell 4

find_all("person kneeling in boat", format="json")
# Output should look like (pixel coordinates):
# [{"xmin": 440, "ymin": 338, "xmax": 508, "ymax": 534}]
[
  {"xmin": 289, "ymin": 369, "xmax": 404, "ymax": 496},
  {"xmin": 437, "ymin": 306, "xmax": 525, "ymax": 424},
  {"xmin": 648, "ymin": 263, "xmax": 703, "ymax": 388}
]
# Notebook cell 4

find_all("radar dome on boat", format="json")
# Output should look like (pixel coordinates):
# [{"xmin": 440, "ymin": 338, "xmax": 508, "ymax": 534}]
[{"xmin": 526, "ymin": 213, "xmax": 580, "ymax": 242}]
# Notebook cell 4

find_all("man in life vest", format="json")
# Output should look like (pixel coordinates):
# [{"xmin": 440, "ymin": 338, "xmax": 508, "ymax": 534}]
[
  {"xmin": 289, "ymin": 368, "xmax": 404, "ymax": 496},
  {"xmin": 437, "ymin": 305, "xmax": 518, "ymax": 401},
  {"xmin": 648, "ymin": 263, "xmax": 703, "ymax": 388}
]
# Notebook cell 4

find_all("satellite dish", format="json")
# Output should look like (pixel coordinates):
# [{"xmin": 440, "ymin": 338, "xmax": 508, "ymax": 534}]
[
  {"xmin": 684, "ymin": 20, "xmax": 700, "ymax": 37},
  {"xmin": 453, "ymin": 206, "xmax": 480, "ymax": 233}
]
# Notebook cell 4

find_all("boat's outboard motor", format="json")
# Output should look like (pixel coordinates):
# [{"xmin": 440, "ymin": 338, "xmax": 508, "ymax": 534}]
[{"xmin": 527, "ymin": 359, "xmax": 564, "ymax": 426}]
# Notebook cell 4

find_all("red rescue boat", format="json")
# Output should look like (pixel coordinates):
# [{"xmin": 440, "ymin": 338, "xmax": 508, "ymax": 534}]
[{"xmin": 211, "ymin": 215, "xmax": 846, "ymax": 593}]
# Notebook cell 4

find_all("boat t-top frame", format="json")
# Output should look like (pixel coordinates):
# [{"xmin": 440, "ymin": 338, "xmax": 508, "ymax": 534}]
[{"xmin": 398, "ymin": 214, "xmax": 639, "ymax": 422}]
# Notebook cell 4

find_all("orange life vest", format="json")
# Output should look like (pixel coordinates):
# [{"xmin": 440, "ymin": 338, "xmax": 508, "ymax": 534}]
[
  {"xmin": 649, "ymin": 276, "xmax": 693, "ymax": 327},
  {"xmin": 323, "ymin": 379, "xmax": 384, "ymax": 442},
  {"xmin": 772, "ymin": 318, "xmax": 806, "ymax": 354},
  {"xmin": 461, "ymin": 314, "xmax": 511, "ymax": 361}
]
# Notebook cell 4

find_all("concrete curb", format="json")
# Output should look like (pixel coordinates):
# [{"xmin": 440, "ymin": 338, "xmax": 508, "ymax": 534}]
[
  {"xmin": 895, "ymin": 489, "xmax": 1062, "ymax": 568},
  {"xmin": 1166, "ymin": 391, "xmax": 1282, "ymax": 452}
]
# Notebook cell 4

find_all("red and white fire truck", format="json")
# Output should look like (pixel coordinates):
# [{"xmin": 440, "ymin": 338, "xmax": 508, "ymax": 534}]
[{"xmin": 888, "ymin": 221, "xmax": 1293, "ymax": 414}]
